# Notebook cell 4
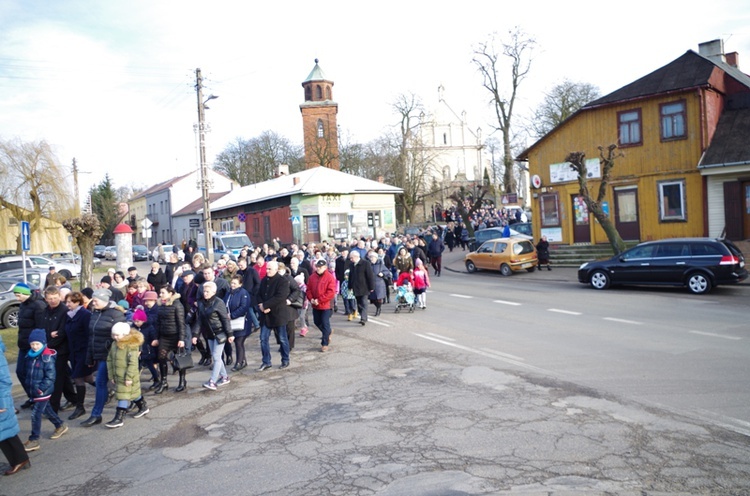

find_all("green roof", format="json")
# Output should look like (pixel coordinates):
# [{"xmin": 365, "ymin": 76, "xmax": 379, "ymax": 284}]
[{"xmin": 303, "ymin": 59, "xmax": 328, "ymax": 82}]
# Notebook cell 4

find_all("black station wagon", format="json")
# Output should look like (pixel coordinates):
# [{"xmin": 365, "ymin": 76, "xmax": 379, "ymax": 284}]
[{"xmin": 577, "ymin": 238, "xmax": 747, "ymax": 294}]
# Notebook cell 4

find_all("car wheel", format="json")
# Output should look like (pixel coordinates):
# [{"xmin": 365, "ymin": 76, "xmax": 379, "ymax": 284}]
[
  {"xmin": 687, "ymin": 273, "xmax": 712, "ymax": 294},
  {"xmin": 2, "ymin": 306, "xmax": 19, "ymax": 329},
  {"xmin": 500, "ymin": 264, "xmax": 512, "ymax": 276},
  {"xmin": 526, "ymin": 267, "xmax": 536, "ymax": 273},
  {"xmin": 465, "ymin": 260, "xmax": 477, "ymax": 273},
  {"xmin": 58, "ymin": 269, "xmax": 73, "ymax": 280},
  {"xmin": 589, "ymin": 270, "xmax": 610, "ymax": 290}
]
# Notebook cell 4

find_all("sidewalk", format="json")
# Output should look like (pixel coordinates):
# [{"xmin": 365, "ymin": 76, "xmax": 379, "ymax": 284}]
[{"xmin": 441, "ymin": 246, "xmax": 579, "ymax": 281}]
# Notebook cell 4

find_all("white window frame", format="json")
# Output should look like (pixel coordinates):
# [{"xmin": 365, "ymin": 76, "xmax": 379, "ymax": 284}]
[{"xmin": 657, "ymin": 179, "xmax": 687, "ymax": 221}]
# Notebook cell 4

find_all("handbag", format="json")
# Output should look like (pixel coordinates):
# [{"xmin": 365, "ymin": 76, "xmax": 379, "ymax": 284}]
[
  {"xmin": 214, "ymin": 331, "xmax": 227, "ymax": 344},
  {"xmin": 289, "ymin": 292, "xmax": 304, "ymax": 309},
  {"xmin": 170, "ymin": 348, "xmax": 194, "ymax": 371},
  {"xmin": 230, "ymin": 316, "xmax": 245, "ymax": 331}
]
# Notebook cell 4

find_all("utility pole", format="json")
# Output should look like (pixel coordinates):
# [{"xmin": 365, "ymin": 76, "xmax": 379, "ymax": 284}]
[
  {"xmin": 72, "ymin": 158, "xmax": 81, "ymax": 216},
  {"xmin": 196, "ymin": 68, "xmax": 215, "ymax": 264}
]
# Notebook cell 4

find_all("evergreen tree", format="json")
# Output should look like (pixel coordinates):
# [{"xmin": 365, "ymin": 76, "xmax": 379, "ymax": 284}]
[{"xmin": 90, "ymin": 174, "xmax": 120, "ymax": 244}]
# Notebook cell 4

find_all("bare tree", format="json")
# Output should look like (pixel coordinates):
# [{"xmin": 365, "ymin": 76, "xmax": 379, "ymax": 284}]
[
  {"xmin": 214, "ymin": 132, "xmax": 303, "ymax": 186},
  {"xmin": 63, "ymin": 213, "xmax": 103, "ymax": 289},
  {"xmin": 473, "ymin": 28, "xmax": 535, "ymax": 194},
  {"xmin": 390, "ymin": 93, "xmax": 439, "ymax": 224},
  {"xmin": 531, "ymin": 80, "xmax": 600, "ymax": 138},
  {"xmin": 0, "ymin": 138, "xmax": 74, "ymax": 251},
  {"xmin": 566, "ymin": 145, "xmax": 626, "ymax": 254}
]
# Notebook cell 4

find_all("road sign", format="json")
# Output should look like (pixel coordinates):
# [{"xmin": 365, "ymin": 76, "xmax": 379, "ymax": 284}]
[
  {"xmin": 291, "ymin": 215, "xmax": 301, "ymax": 225},
  {"xmin": 141, "ymin": 217, "xmax": 153, "ymax": 229},
  {"xmin": 144, "ymin": 229, "xmax": 152, "ymax": 239},
  {"xmin": 21, "ymin": 221, "xmax": 30, "ymax": 251}
]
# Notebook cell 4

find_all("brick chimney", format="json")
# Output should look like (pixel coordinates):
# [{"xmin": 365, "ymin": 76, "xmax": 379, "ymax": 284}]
[{"xmin": 725, "ymin": 51, "xmax": 739, "ymax": 68}]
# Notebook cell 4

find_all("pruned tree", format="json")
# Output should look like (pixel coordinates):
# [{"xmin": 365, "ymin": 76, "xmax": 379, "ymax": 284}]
[
  {"xmin": 566, "ymin": 145, "xmax": 626, "ymax": 254},
  {"xmin": 531, "ymin": 79, "xmax": 600, "ymax": 138},
  {"xmin": 214, "ymin": 132, "xmax": 303, "ymax": 185},
  {"xmin": 0, "ymin": 138, "xmax": 75, "ymax": 251},
  {"xmin": 473, "ymin": 28, "xmax": 535, "ymax": 194},
  {"xmin": 62, "ymin": 213, "xmax": 103, "ymax": 289}
]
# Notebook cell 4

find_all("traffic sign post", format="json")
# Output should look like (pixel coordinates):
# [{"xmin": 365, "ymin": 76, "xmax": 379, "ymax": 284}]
[{"xmin": 21, "ymin": 221, "xmax": 30, "ymax": 283}]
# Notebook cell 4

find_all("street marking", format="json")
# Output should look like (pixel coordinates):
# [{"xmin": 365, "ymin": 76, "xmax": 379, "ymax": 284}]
[
  {"xmin": 548, "ymin": 308, "xmax": 582, "ymax": 316},
  {"xmin": 367, "ymin": 318, "xmax": 392, "ymax": 327},
  {"xmin": 414, "ymin": 333, "xmax": 547, "ymax": 374},
  {"xmin": 603, "ymin": 317, "xmax": 642, "ymax": 325},
  {"xmin": 450, "ymin": 294, "xmax": 473, "ymax": 299},
  {"xmin": 493, "ymin": 299, "xmax": 521, "ymax": 306},
  {"xmin": 689, "ymin": 330, "xmax": 741, "ymax": 341},
  {"xmin": 483, "ymin": 348, "xmax": 525, "ymax": 361},
  {"xmin": 425, "ymin": 332, "xmax": 455, "ymax": 341}
]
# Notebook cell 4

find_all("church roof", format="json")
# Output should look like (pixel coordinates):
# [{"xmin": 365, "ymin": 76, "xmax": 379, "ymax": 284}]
[
  {"xmin": 206, "ymin": 167, "xmax": 402, "ymax": 213},
  {"xmin": 303, "ymin": 59, "xmax": 328, "ymax": 82}
]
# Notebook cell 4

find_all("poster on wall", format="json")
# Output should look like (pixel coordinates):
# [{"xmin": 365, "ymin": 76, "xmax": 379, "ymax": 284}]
[
  {"xmin": 541, "ymin": 227, "xmax": 563, "ymax": 243},
  {"xmin": 549, "ymin": 158, "xmax": 600, "ymax": 183}
]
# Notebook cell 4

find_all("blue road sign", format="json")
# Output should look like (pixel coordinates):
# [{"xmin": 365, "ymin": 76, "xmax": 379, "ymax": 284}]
[{"xmin": 21, "ymin": 221, "xmax": 31, "ymax": 251}]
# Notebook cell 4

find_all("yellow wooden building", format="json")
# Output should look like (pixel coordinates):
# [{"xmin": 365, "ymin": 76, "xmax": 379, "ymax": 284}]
[{"xmin": 518, "ymin": 40, "xmax": 750, "ymax": 246}]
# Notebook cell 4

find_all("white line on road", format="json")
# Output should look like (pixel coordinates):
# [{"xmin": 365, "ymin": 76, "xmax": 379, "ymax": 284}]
[
  {"xmin": 482, "ymin": 349, "xmax": 525, "ymax": 361},
  {"xmin": 366, "ymin": 319, "xmax": 392, "ymax": 327},
  {"xmin": 414, "ymin": 333, "xmax": 548, "ymax": 374},
  {"xmin": 450, "ymin": 294, "xmax": 473, "ymax": 299},
  {"xmin": 689, "ymin": 330, "xmax": 741, "ymax": 341},
  {"xmin": 603, "ymin": 317, "xmax": 642, "ymax": 325},
  {"xmin": 548, "ymin": 308, "xmax": 582, "ymax": 316},
  {"xmin": 493, "ymin": 299, "xmax": 522, "ymax": 306},
  {"xmin": 425, "ymin": 332, "xmax": 456, "ymax": 341}
]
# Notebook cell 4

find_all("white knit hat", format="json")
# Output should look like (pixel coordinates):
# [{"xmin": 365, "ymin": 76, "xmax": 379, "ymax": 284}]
[{"xmin": 111, "ymin": 322, "xmax": 131, "ymax": 337}]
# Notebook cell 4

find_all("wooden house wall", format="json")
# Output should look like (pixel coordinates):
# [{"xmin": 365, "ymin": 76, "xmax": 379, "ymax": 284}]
[{"xmin": 527, "ymin": 90, "xmax": 710, "ymax": 244}]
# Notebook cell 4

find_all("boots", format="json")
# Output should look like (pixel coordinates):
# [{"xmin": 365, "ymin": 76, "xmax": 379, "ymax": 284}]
[
  {"xmin": 133, "ymin": 397, "xmax": 149, "ymax": 418},
  {"xmin": 154, "ymin": 363, "xmax": 169, "ymax": 394},
  {"xmin": 375, "ymin": 306, "xmax": 381, "ymax": 317},
  {"xmin": 105, "ymin": 407, "xmax": 126, "ymax": 429},
  {"xmin": 148, "ymin": 377, "xmax": 160, "ymax": 391},
  {"xmin": 68, "ymin": 385, "xmax": 86, "ymax": 420},
  {"xmin": 174, "ymin": 371, "xmax": 187, "ymax": 393},
  {"xmin": 196, "ymin": 340, "xmax": 207, "ymax": 366}
]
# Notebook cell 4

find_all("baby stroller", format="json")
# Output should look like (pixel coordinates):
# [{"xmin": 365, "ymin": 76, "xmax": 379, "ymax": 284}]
[{"xmin": 394, "ymin": 282, "xmax": 416, "ymax": 313}]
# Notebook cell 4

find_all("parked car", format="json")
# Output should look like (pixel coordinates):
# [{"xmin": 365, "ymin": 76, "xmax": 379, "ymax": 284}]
[
  {"xmin": 94, "ymin": 245, "xmax": 106, "ymax": 258},
  {"xmin": 469, "ymin": 226, "xmax": 533, "ymax": 251},
  {"xmin": 0, "ymin": 256, "xmax": 35, "ymax": 275},
  {"xmin": 133, "ymin": 245, "xmax": 150, "ymax": 262},
  {"xmin": 509, "ymin": 222, "xmax": 532, "ymax": 237},
  {"xmin": 577, "ymin": 237, "xmax": 748, "ymax": 295},
  {"xmin": 159, "ymin": 244, "xmax": 185, "ymax": 263},
  {"xmin": 26, "ymin": 255, "xmax": 80, "ymax": 279},
  {"xmin": 465, "ymin": 237, "xmax": 538, "ymax": 276},
  {"xmin": 42, "ymin": 251, "xmax": 101, "ymax": 268},
  {"xmin": 104, "ymin": 246, "xmax": 117, "ymax": 260},
  {"xmin": 0, "ymin": 268, "xmax": 48, "ymax": 290},
  {"xmin": 0, "ymin": 278, "xmax": 41, "ymax": 328}
]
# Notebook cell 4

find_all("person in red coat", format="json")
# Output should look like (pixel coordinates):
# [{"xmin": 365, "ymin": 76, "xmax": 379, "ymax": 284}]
[{"xmin": 306, "ymin": 260, "xmax": 337, "ymax": 352}]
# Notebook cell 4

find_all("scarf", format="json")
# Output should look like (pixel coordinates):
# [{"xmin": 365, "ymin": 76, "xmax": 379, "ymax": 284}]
[
  {"xmin": 28, "ymin": 346, "xmax": 45, "ymax": 358},
  {"xmin": 67, "ymin": 305, "xmax": 82, "ymax": 319}
]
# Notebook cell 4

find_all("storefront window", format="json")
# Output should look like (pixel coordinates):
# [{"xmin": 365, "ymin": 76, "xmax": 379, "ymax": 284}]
[
  {"xmin": 540, "ymin": 193, "xmax": 560, "ymax": 227},
  {"xmin": 328, "ymin": 213, "xmax": 348, "ymax": 238}
]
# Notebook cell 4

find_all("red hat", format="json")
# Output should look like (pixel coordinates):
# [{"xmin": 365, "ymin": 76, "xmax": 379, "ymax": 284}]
[{"xmin": 144, "ymin": 291, "xmax": 158, "ymax": 301}]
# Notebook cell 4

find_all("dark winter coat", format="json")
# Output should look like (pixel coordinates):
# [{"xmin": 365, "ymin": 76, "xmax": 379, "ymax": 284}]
[
  {"xmin": 197, "ymin": 296, "xmax": 232, "ymax": 341},
  {"xmin": 200, "ymin": 277, "xmax": 230, "ymax": 301},
  {"xmin": 147, "ymin": 270, "xmax": 168, "ymax": 291},
  {"xmin": 87, "ymin": 303, "xmax": 127, "ymax": 363},
  {"xmin": 334, "ymin": 256, "xmax": 351, "ymax": 282},
  {"xmin": 536, "ymin": 239, "xmax": 550, "ymax": 264},
  {"xmin": 224, "ymin": 286, "xmax": 250, "ymax": 337},
  {"xmin": 23, "ymin": 347, "xmax": 57, "ymax": 402},
  {"xmin": 257, "ymin": 273, "xmax": 290, "ymax": 328},
  {"xmin": 368, "ymin": 259, "xmax": 388, "ymax": 301},
  {"xmin": 348, "ymin": 260, "xmax": 375, "ymax": 297},
  {"xmin": 65, "ymin": 306, "xmax": 91, "ymax": 354},
  {"xmin": 239, "ymin": 266, "xmax": 261, "ymax": 305},
  {"xmin": 156, "ymin": 294, "xmax": 185, "ymax": 342},
  {"xmin": 283, "ymin": 273, "xmax": 303, "ymax": 323},
  {"xmin": 42, "ymin": 303, "xmax": 69, "ymax": 355},
  {"xmin": 427, "ymin": 238, "xmax": 445, "ymax": 258},
  {"xmin": 178, "ymin": 281, "xmax": 198, "ymax": 321},
  {"xmin": 17, "ymin": 292, "xmax": 46, "ymax": 352}
]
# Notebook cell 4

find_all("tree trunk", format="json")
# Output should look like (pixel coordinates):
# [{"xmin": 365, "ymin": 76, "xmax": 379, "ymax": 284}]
[
  {"xmin": 77, "ymin": 238, "xmax": 97, "ymax": 290},
  {"xmin": 589, "ymin": 206, "xmax": 626, "ymax": 255}
]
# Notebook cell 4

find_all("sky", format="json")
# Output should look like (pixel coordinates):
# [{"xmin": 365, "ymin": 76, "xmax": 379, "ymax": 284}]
[{"xmin": 1, "ymin": 0, "xmax": 749, "ymax": 206}]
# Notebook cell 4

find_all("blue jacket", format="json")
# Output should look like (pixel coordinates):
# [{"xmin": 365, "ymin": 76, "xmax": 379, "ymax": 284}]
[
  {"xmin": 24, "ymin": 347, "xmax": 57, "ymax": 401},
  {"xmin": 224, "ymin": 287, "xmax": 250, "ymax": 337},
  {"xmin": 65, "ymin": 306, "xmax": 91, "ymax": 354},
  {"xmin": 0, "ymin": 335, "xmax": 20, "ymax": 442}
]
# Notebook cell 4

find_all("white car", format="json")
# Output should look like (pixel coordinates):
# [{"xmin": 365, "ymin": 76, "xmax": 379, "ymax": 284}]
[
  {"xmin": 104, "ymin": 246, "xmax": 117, "ymax": 260},
  {"xmin": 27, "ymin": 255, "xmax": 81, "ymax": 279},
  {"xmin": 159, "ymin": 245, "xmax": 185, "ymax": 263},
  {"xmin": 42, "ymin": 251, "xmax": 101, "ymax": 267}
]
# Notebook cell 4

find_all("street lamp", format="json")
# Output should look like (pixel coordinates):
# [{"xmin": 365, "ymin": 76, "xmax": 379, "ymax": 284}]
[{"xmin": 196, "ymin": 68, "xmax": 218, "ymax": 263}]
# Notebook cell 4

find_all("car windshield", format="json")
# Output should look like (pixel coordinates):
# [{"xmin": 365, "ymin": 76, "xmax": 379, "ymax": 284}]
[
  {"xmin": 222, "ymin": 235, "xmax": 250, "ymax": 249},
  {"xmin": 513, "ymin": 241, "xmax": 535, "ymax": 255}
]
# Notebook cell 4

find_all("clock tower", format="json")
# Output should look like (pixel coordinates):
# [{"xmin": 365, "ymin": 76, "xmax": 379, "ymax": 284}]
[{"xmin": 300, "ymin": 59, "xmax": 339, "ymax": 170}]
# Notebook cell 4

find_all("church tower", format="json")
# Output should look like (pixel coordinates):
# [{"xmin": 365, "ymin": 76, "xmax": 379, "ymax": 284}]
[{"xmin": 300, "ymin": 59, "xmax": 340, "ymax": 170}]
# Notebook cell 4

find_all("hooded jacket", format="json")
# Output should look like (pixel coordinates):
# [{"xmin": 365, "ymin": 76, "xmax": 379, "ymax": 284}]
[
  {"xmin": 87, "ymin": 302, "xmax": 127, "ymax": 363},
  {"xmin": 24, "ymin": 347, "xmax": 57, "ymax": 401},
  {"xmin": 107, "ymin": 329, "xmax": 144, "ymax": 401}
]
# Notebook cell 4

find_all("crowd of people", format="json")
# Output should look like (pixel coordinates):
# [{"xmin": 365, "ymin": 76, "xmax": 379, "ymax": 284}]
[{"xmin": 0, "ymin": 233, "xmax": 447, "ymax": 475}]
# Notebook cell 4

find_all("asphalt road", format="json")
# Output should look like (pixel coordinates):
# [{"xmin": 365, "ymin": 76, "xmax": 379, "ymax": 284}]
[{"xmin": 4, "ymin": 253, "xmax": 749, "ymax": 495}]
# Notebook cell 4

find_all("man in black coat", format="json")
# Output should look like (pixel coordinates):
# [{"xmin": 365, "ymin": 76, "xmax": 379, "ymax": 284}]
[
  {"xmin": 41, "ymin": 286, "xmax": 77, "ymax": 412},
  {"xmin": 348, "ymin": 250, "xmax": 375, "ymax": 326},
  {"xmin": 256, "ymin": 261, "xmax": 291, "ymax": 370},
  {"xmin": 199, "ymin": 265, "xmax": 230, "ymax": 300}
]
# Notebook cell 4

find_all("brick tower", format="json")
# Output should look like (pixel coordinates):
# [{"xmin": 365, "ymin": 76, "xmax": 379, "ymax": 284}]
[{"xmin": 300, "ymin": 59, "xmax": 340, "ymax": 170}]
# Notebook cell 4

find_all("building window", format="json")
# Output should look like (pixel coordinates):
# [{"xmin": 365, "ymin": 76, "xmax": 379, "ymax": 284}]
[
  {"xmin": 326, "ymin": 87, "xmax": 331, "ymax": 100},
  {"xmin": 316, "ymin": 85, "xmax": 322, "ymax": 99},
  {"xmin": 317, "ymin": 119, "xmax": 324, "ymax": 138},
  {"xmin": 443, "ymin": 133, "xmax": 447, "ymax": 145},
  {"xmin": 220, "ymin": 219, "xmax": 234, "ymax": 231},
  {"xmin": 658, "ymin": 179, "xmax": 686, "ymax": 221},
  {"xmin": 660, "ymin": 100, "xmax": 686, "ymax": 140},
  {"xmin": 328, "ymin": 213, "xmax": 348, "ymax": 238},
  {"xmin": 540, "ymin": 193, "xmax": 560, "ymax": 227},
  {"xmin": 618, "ymin": 109, "xmax": 642, "ymax": 146}
]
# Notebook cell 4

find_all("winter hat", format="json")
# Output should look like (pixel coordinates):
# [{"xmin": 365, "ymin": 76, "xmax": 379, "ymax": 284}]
[
  {"xmin": 415, "ymin": 258, "xmax": 424, "ymax": 266},
  {"xmin": 81, "ymin": 287, "xmax": 94, "ymax": 299},
  {"xmin": 29, "ymin": 328, "xmax": 47, "ymax": 345},
  {"xmin": 132, "ymin": 308, "xmax": 148, "ymax": 322},
  {"xmin": 118, "ymin": 299, "xmax": 130, "ymax": 310},
  {"xmin": 181, "ymin": 270, "xmax": 195, "ymax": 278},
  {"xmin": 12, "ymin": 282, "xmax": 32, "ymax": 296},
  {"xmin": 294, "ymin": 274, "xmax": 305, "ymax": 285},
  {"xmin": 92, "ymin": 288, "xmax": 112, "ymax": 303},
  {"xmin": 111, "ymin": 322, "xmax": 131, "ymax": 337},
  {"xmin": 143, "ymin": 291, "xmax": 158, "ymax": 301},
  {"xmin": 315, "ymin": 259, "xmax": 327, "ymax": 267},
  {"xmin": 100, "ymin": 275, "xmax": 112, "ymax": 285}
]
